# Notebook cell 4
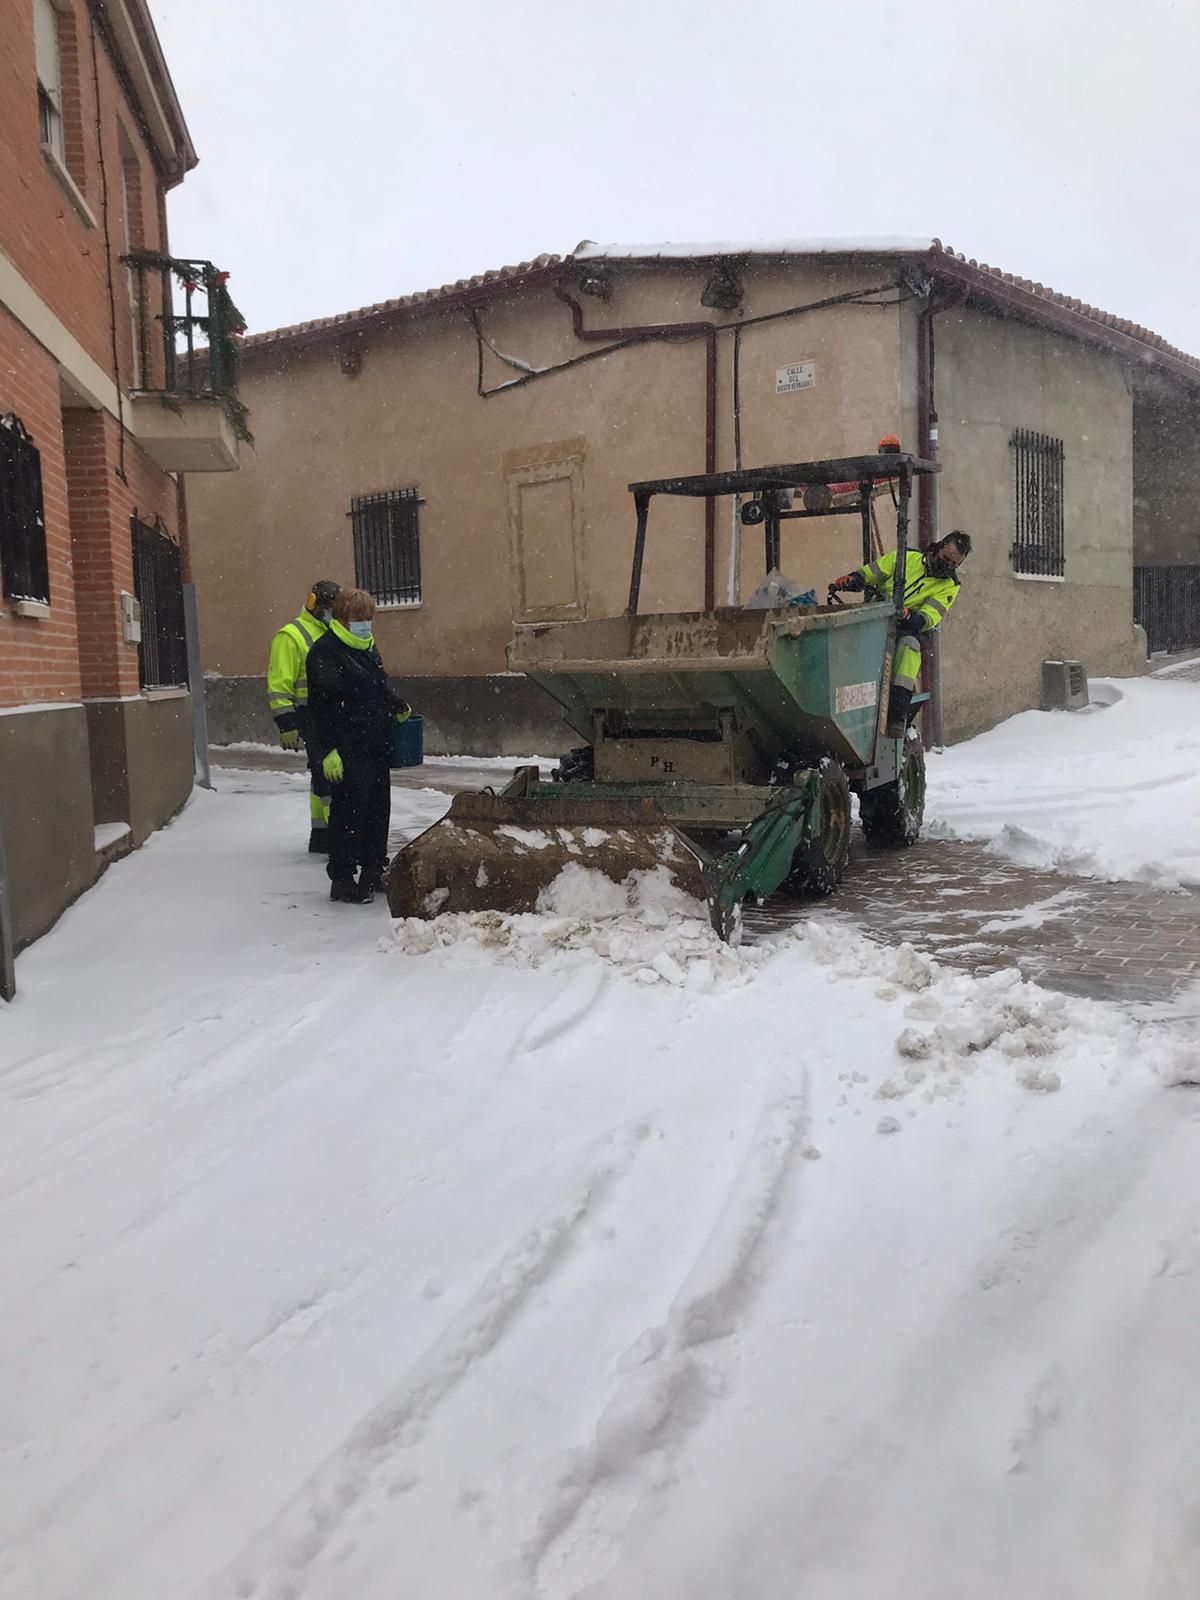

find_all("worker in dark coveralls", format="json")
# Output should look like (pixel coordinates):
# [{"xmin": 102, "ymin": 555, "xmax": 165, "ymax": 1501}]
[{"xmin": 305, "ymin": 587, "xmax": 411, "ymax": 904}]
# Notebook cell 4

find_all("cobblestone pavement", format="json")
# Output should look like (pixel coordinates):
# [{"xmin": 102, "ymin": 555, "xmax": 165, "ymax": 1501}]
[
  {"xmin": 745, "ymin": 837, "xmax": 1200, "ymax": 1006},
  {"xmin": 214, "ymin": 749, "xmax": 1200, "ymax": 1008}
]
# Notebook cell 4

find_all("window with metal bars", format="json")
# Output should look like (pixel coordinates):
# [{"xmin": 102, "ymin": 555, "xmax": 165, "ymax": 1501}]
[
  {"xmin": 0, "ymin": 415, "xmax": 50, "ymax": 605},
  {"xmin": 1010, "ymin": 428, "xmax": 1065, "ymax": 577},
  {"xmin": 131, "ymin": 516, "xmax": 188, "ymax": 689},
  {"xmin": 351, "ymin": 486, "xmax": 422, "ymax": 606}
]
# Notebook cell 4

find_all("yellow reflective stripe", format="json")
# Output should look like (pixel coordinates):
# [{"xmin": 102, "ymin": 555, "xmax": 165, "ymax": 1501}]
[
  {"xmin": 894, "ymin": 640, "xmax": 922, "ymax": 690},
  {"xmin": 269, "ymin": 696, "xmax": 295, "ymax": 710}
]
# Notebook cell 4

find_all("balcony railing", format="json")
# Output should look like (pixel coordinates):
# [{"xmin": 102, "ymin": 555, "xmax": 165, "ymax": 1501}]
[{"xmin": 121, "ymin": 252, "xmax": 252, "ymax": 443}]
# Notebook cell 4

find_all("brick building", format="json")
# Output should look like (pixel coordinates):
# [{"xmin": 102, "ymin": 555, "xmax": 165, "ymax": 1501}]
[{"xmin": 0, "ymin": 0, "xmax": 242, "ymax": 965}]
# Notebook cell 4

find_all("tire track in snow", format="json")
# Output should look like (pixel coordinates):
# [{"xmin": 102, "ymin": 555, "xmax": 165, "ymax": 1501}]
[
  {"xmin": 509, "ymin": 969, "xmax": 610, "ymax": 1060},
  {"xmin": 211, "ymin": 1120, "xmax": 651, "ymax": 1600},
  {"xmin": 777, "ymin": 1088, "xmax": 1200, "ymax": 1594},
  {"xmin": 514, "ymin": 1062, "xmax": 811, "ymax": 1599}
]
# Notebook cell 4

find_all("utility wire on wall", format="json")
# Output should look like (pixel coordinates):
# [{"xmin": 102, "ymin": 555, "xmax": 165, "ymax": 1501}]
[{"xmin": 88, "ymin": 2, "xmax": 126, "ymax": 482}]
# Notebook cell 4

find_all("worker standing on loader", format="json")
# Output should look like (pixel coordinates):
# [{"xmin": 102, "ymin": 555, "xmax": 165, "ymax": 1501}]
[
  {"xmin": 267, "ymin": 580, "xmax": 340, "ymax": 853},
  {"xmin": 832, "ymin": 531, "xmax": 971, "ymax": 738},
  {"xmin": 306, "ymin": 587, "xmax": 412, "ymax": 905}
]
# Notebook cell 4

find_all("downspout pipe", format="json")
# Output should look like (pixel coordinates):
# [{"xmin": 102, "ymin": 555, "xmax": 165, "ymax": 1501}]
[
  {"xmin": 916, "ymin": 296, "xmax": 941, "ymax": 748},
  {"xmin": 556, "ymin": 287, "xmax": 718, "ymax": 611},
  {"xmin": 917, "ymin": 282, "xmax": 969, "ymax": 749}
]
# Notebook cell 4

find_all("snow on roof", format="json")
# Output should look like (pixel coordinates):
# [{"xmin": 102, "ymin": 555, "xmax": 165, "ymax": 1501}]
[
  {"xmin": 233, "ymin": 238, "xmax": 1200, "ymax": 383},
  {"xmin": 574, "ymin": 238, "xmax": 938, "ymax": 260}
]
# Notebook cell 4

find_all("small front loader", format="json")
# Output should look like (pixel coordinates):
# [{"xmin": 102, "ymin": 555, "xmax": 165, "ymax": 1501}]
[{"xmin": 388, "ymin": 452, "xmax": 938, "ymax": 939}]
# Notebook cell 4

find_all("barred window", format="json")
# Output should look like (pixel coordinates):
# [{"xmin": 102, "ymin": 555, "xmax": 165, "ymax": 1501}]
[
  {"xmin": 131, "ymin": 516, "xmax": 188, "ymax": 688},
  {"xmin": 33, "ymin": 0, "xmax": 65, "ymax": 163},
  {"xmin": 351, "ymin": 486, "xmax": 422, "ymax": 606},
  {"xmin": 0, "ymin": 414, "xmax": 50, "ymax": 605},
  {"xmin": 1011, "ymin": 428, "xmax": 1065, "ymax": 577}
]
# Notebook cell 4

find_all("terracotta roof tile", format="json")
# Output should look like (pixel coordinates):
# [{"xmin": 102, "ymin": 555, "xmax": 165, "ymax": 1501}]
[
  {"xmin": 928, "ymin": 240, "xmax": 1200, "ymax": 377},
  {"xmin": 234, "ymin": 240, "xmax": 1200, "ymax": 383},
  {"xmin": 238, "ymin": 253, "xmax": 565, "ymax": 351}
]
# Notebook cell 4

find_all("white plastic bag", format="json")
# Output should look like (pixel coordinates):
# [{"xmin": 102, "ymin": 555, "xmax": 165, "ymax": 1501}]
[{"xmin": 743, "ymin": 568, "xmax": 818, "ymax": 610}]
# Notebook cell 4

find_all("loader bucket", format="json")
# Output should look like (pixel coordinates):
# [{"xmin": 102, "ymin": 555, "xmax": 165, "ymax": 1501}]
[{"xmin": 385, "ymin": 789, "xmax": 709, "ymax": 921}]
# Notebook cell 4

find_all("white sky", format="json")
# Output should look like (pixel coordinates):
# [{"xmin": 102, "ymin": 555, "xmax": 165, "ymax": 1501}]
[{"xmin": 151, "ymin": 0, "xmax": 1200, "ymax": 353}]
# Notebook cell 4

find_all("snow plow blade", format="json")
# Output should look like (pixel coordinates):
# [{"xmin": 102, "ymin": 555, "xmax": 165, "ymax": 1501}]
[{"xmin": 385, "ymin": 790, "xmax": 708, "ymax": 920}]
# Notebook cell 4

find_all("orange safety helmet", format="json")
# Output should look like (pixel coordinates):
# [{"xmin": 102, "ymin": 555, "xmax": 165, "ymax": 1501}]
[{"xmin": 878, "ymin": 434, "xmax": 901, "ymax": 453}]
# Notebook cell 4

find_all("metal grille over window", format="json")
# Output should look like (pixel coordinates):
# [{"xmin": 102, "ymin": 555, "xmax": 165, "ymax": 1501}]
[
  {"xmin": 0, "ymin": 415, "xmax": 50, "ymax": 605},
  {"xmin": 1010, "ymin": 428, "xmax": 1065, "ymax": 577},
  {"xmin": 1134, "ymin": 565, "xmax": 1200, "ymax": 656},
  {"xmin": 351, "ymin": 487, "xmax": 422, "ymax": 605},
  {"xmin": 131, "ymin": 517, "xmax": 188, "ymax": 688}
]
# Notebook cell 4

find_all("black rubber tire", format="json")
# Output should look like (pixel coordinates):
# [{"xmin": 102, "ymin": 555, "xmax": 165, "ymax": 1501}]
[
  {"xmin": 859, "ymin": 733, "xmax": 926, "ymax": 848},
  {"xmin": 781, "ymin": 758, "xmax": 852, "ymax": 897}
]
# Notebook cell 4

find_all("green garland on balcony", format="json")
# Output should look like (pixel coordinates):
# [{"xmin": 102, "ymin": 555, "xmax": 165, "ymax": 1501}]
[
  {"xmin": 204, "ymin": 269, "xmax": 253, "ymax": 446},
  {"xmin": 168, "ymin": 260, "xmax": 254, "ymax": 446}
]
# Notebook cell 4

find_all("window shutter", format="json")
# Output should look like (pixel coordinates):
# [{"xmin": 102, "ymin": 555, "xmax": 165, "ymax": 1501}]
[{"xmin": 33, "ymin": 0, "xmax": 62, "ymax": 109}]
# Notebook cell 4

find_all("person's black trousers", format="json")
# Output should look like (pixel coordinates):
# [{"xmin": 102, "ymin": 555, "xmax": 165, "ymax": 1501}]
[{"xmin": 326, "ymin": 750, "xmax": 390, "ymax": 883}]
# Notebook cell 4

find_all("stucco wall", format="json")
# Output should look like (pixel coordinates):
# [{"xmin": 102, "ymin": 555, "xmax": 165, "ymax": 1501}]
[
  {"xmin": 187, "ymin": 258, "xmax": 910, "ymax": 685},
  {"xmin": 933, "ymin": 305, "xmax": 1146, "ymax": 741},
  {"xmin": 1133, "ymin": 385, "xmax": 1200, "ymax": 566}
]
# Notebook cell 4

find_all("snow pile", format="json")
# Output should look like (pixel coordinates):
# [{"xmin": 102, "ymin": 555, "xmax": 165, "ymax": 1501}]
[
  {"xmin": 392, "ymin": 873, "xmax": 1188, "ymax": 1107},
  {"xmin": 785, "ymin": 921, "xmax": 1190, "ymax": 1108},
  {"xmin": 392, "ymin": 865, "xmax": 755, "ymax": 987},
  {"xmin": 927, "ymin": 675, "xmax": 1200, "ymax": 887}
]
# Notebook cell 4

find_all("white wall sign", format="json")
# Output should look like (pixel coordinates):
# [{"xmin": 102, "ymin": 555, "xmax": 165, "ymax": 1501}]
[
  {"xmin": 835, "ymin": 680, "xmax": 877, "ymax": 714},
  {"xmin": 776, "ymin": 360, "xmax": 815, "ymax": 394}
]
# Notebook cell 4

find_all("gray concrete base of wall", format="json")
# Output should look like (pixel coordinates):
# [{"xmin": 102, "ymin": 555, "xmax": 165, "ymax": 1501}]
[
  {"xmin": 0, "ymin": 705, "xmax": 97, "ymax": 951},
  {"xmin": 206, "ymin": 674, "xmax": 575, "ymax": 757},
  {"xmin": 0, "ymin": 695, "xmax": 196, "ymax": 956},
  {"xmin": 86, "ymin": 692, "xmax": 196, "ymax": 845}
]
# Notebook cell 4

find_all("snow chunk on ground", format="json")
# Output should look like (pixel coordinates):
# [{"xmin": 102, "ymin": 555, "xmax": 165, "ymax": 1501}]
[
  {"xmin": 392, "ymin": 865, "xmax": 751, "ymax": 987},
  {"xmin": 927, "ymin": 675, "xmax": 1200, "ymax": 888}
]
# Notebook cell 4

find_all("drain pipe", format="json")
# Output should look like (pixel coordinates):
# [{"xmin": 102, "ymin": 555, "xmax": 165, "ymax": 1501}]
[
  {"xmin": 726, "ymin": 325, "xmax": 744, "ymax": 604},
  {"xmin": 918, "ymin": 283, "xmax": 969, "ymax": 749},
  {"xmin": 916, "ymin": 297, "xmax": 942, "ymax": 748},
  {"xmin": 0, "ymin": 815, "xmax": 15, "ymax": 1002},
  {"xmin": 556, "ymin": 287, "xmax": 719, "ymax": 610}
]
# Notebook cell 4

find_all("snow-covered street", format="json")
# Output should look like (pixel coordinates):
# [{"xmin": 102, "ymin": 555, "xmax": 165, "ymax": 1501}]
[{"xmin": 3, "ymin": 739, "xmax": 1200, "ymax": 1599}]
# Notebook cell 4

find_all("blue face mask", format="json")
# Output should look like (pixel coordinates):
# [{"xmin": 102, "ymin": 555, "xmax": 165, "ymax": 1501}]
[{"xmin": 347, "ymin": 620, "xmax": 373, "ymax": 639}]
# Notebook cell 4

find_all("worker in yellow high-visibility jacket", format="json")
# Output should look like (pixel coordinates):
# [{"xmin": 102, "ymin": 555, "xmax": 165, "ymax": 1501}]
[
  {"xmin": 833, "ymin": 531, "xmax": 971, "ymax": 738},
  {"xmin": 267, "ymin": 580, "xmax": 340, "ymax": 852}
]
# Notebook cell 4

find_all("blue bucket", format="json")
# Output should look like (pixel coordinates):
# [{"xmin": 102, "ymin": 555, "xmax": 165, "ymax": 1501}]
[{"xmin": 389, "ymin": 714, "xmax": 424, "ymax": 769}]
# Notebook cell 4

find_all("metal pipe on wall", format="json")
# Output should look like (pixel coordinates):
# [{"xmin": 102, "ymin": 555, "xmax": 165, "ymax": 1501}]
[
  {"xmin": 555, "ymin": 288, "xmax": 719, "ymax": 610},
  {"xmin": 0, "ymin": 817, "xmax": 15, "ymax": 1002},
  {"xmin": 726, "ymin": 326, "xmax": 744, "ymax": 605},
  {"xmin": 917, "ymin": 283, "xmax": 968, "ymax": 749},
  {"xmin": 917, "ymin": 296, "xmax": 943, "ymax": 748}
]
